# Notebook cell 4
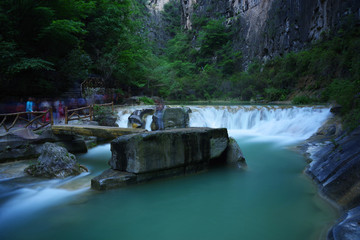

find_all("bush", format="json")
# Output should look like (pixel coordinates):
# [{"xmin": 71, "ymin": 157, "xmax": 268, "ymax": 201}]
[
  {"xmin": 139, "ymin": 96, "xmax": 155, "ymax": 105},
  {"xmin": 326, "ymin": 79, "xmax": 357, "ymax": 113},
  {"xmin": 292, "ymin": 95, "xmax": 313, "ymax": 105},
  {"xmin": 265, "ymin": 87, "xmax": 286, "ymax": 101}
]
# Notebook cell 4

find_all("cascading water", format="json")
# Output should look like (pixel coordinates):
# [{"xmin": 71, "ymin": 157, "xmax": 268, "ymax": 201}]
[
  {"xmin": 188, "ymin": 105, "xmax": 331, "ymax": 142},
  {"xmin": 118, "ymin": 105, "xmax": 332, "ymax": 142},
  {"xmin": 0, "ymin": 105, "xmax": 336, "ymax": 240}
]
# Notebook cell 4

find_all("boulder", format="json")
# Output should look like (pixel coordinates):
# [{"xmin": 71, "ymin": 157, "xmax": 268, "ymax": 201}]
[
  {"xmin": 109, "ymin": 128, "xmax": 229, "ymax": 174},
  {"xmin": 226, "ymin": 137, "xmax": 247, "ymax": 168},
  {"xmin": 98, "ymin": 116, "xmax": 119, "ymax": 127},
  {"xmin": 93, "ymin": 107, "xmax": 118, "ymax": 127},
  {"xmin": 128, "ymin": 108, "xmax": 154, "ymax": 128},
  {"xmin": 315, "ymin": 116, "xmax": 343, "ymax": 137},
  {"xmin": 152, "ymin": 107, "xmax": 191, "ymax": 130},
  {"xmin": 0, "ymin": 128, "xmax": 89, "ymax": 162},
  {"xmin": 25, "ymin": 142, "xmax": 83, "ymax": 178},
  {"xmin": 0, "ymin": 129, "xmax": 44, "ymax": 162},
  {"xmin": 93, "ymin": 127, "xmax": 247, "ymax": 190}
]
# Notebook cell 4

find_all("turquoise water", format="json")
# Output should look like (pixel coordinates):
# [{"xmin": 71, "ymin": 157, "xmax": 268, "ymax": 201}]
[{"xmin": 0, "ymin": 135, "xmax": 336, "ymax": 240}]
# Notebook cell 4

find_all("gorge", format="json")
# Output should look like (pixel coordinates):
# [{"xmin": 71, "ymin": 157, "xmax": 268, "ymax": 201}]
[{"xmin": 0, "ymin": 0, "xmax": 359, "ymax": 239}]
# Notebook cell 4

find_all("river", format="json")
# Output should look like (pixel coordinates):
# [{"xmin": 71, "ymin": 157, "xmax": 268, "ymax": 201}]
[{"xmin": 0, "ymin": 105, "xmax": 337, "ymax": 240}]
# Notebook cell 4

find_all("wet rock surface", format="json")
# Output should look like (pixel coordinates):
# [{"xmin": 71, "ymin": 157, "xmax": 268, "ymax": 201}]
[
  {"xmin": 25, "ymin": 142, "xmax": 83, "ymax": 178},
  {"xmin": 304, "ymin": 127, "xmax": 360, "ymax": 208},
  {"xmin": 226, "ymin": 137, "xmax": 247, "ymax": 168},
  {"xmin": 0, "ymin": 128, "xmax": 88, "ymax": 162},
  {"xmin": 93, "ymin": 127, "xmax": 246, "ymax": 190},
  {"xmin": 91, "ymin": 169, "xmax": 136, "ymax": 191},
  {"xmin": 162, "ymin": 107, "xmax": 191, "ymax": 130},
  {"xmin": 128, "ymin": 108, "xmax": 154, "ymax": 128},
  {"xmin": 301, "ymin": 121, "xmax": 360, "ymax": 239},
  {"xmin": 328, "ymin": 206, "xmax": 360, "ymax": 240},
  {"xmin": 109, "ymin": 128, "xmax": 229, "ymax": 174}
]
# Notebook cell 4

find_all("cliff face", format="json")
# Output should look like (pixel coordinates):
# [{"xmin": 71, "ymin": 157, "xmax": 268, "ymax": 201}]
[{"xmin": 178, "ymin": 0, "xmax": 360, "ymax": 64}]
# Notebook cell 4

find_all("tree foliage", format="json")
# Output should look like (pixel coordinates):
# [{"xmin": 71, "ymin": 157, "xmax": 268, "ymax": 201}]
[{"xmin": 0, "ymin": 0, "xmax": 155, "ymax": 98}]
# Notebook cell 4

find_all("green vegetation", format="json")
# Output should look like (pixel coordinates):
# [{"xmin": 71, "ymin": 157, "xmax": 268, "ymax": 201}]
[
  {"xmin": 0, "ymin": 0, "xmax": 359, "ymax": 129},
  {"xmin": 139, "ymin": 96, "xmax": 155, "ymax": 105},
  {"xmin": 0, "ymin": 0, "xmax": 154, "ymax": 97}
]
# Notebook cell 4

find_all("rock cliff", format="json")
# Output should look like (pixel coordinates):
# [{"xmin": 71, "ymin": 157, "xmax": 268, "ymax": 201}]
[{"xmin": 148, "ymin": 0, "xmax": 360, "ymax": 66}]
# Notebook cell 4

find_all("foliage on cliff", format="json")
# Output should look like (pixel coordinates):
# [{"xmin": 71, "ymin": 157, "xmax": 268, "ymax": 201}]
[
  {"xmin": 152, "ymin": 2, "xmax": 359, "ymax": 128},
  {"xmin": 1, "ymin": 0, "xmax": 359, "ymax": 129}
]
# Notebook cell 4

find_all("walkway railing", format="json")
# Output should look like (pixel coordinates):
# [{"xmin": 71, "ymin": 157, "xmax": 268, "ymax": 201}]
[
  {"xmin": 64, "ymin": 102, "xmax": 114, "ymax": 124},
  {"xmin": 0, "ymin": 102, "xmax": 114, "ymax": 131},
  {"xmin": 0, "ymin": 109, "xmax": 53, "ymax": 132}
]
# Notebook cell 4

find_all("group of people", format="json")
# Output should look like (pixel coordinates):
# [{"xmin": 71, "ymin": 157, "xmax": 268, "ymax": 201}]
[
  {"xmin": 24, "ymin": 97, "xmax": 66, "ymax": 124},
  {"xmin": 16, "ymin": 97, "xmax": 95, "ymax": 124}
]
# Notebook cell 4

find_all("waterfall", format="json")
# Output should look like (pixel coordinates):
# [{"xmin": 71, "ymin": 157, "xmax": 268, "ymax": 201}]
[
  {"xmin": 117, "ymin": 105, "xmax": 332, "ymax": 142},
  {"xmin": 188, "ymin": 106, "xmax": 331, "ymax": 141}
]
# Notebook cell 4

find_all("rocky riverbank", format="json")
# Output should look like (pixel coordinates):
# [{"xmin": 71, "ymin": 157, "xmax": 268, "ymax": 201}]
[{"xmin": 299, "ymin": 115, "xmax": 360, "ymax": 240}]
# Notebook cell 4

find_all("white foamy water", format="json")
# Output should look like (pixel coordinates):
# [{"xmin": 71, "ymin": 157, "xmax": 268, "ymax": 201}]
[
  {"xmin": 117, "ymin": 105, "xmax": 155, "ymax": 128},
  {"xmin": 0, "ymin": 175, "xmax": 89, "ymax": 230},
  {"xmin": 189, "ymin": 106, "xmax": 331, "ymax": 142},
  {"xmin": 117, "ymin": 105, "xmax": 332, "ymax": 143}
]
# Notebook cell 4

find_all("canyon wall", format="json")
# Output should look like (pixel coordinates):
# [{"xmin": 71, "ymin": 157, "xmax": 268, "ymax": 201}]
[{"xmin": 149, "ymin": 0, "xmax": 360, "ymax": 65}]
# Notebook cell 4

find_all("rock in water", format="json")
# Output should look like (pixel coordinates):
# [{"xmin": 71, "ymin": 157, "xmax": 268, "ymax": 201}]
[
  {"xmin": 93, "ymin": 128, "xmax": 247, "ymax": 190},
  {"xmin": 328, "ymin": 206, "xmax": 360, "ymax": 240},
  {"xmin": 109, "ymin": 128, "xmax": 229, "ymax": 174},
  {"xmin": 128, "ymin": 109, "xmax": 154, "ymax": 128},
  {"xmin": 152, "ymin": 107, "xmax": 191, "ymax": 130},
  {"xmin": 162, "ymin": 107, "xmax": 191, "ymax": 129},
  {"xmin": 25, "ymin": 142, "xmax": 82, "ymax": 178},
  {"xmin": 226, "ymin": 137, "xmax": 247, "ymax": 168}
]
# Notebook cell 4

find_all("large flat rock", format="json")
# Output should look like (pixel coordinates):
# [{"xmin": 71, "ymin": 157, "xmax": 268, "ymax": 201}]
[{"xmin": 109, "ymin": 128, "xmax": 229, "ymax": 174}]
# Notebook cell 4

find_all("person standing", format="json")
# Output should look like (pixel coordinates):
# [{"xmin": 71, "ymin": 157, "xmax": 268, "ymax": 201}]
[
  {"xmin": 53, "ymin": 99, "xmax": 60, "ymax": 124},
  {"xmin": 26, "ymin": 97, "xmax": 33, "ymax": 121},
  {"xmin": 154, "ymin": 99, "xmax": 165, "ymax": 130}
]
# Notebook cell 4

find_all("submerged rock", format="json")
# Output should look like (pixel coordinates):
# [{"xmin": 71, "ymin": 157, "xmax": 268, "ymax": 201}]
[
  {"xmin": 25, "ymin": 142, "xmax": 83, "ymax": 178},
  {"xmin": 91, "ymin": 169, "xmax": 136, "ymax": 190}
]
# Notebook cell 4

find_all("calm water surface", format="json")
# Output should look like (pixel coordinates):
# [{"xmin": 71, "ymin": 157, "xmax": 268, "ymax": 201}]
[{"xmin": 0, "ymin": 133, "xmax": 337, "ymax": 240}]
